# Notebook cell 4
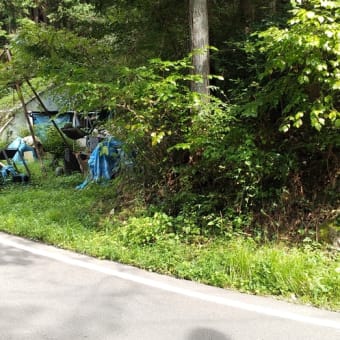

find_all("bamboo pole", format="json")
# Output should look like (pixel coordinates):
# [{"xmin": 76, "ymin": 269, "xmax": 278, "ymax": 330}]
[{"xmin": 0, "ymin": 116, "xmax": 15, "ymax": 136}]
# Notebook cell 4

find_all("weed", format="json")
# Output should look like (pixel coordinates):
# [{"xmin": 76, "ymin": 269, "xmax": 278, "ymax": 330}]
[{"xmin": 0, "ymin": 169, "xmax": 339, "ymax": 311}]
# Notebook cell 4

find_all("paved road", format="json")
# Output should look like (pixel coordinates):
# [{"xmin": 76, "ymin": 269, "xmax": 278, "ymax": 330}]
[{"xmin": 0, "ymin": 232, "xmax": 339, "ymax": 340}]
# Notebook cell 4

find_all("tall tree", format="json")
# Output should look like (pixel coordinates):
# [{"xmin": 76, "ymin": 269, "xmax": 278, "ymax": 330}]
[{"xmin": 189, "ymin": 0, "xmax": 210, "ymax": 96}]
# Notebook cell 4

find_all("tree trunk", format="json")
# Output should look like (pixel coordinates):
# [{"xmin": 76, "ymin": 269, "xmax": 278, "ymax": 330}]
[
  {"xmin": 269, "ymin": 0, "xmax": 277, "ymax": 14},
  {"xmin": 189, "ymin": 0, "xmax": 210, "ymax": 97},
  {"xmin": 240, "ymin": 0, "xmax": 255, "ymax": 23},
  {"xmin": 32, "ymin": 7, "xmax": 39, "ymax": 23}
]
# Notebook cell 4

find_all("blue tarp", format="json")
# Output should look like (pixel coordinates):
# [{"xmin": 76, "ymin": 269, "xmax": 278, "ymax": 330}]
[
  {"xmin": 0, "ymin": 165, "xmax": 17, "ymax": 179},
  {"xmin": 31, "ymin": 114, "xmax": 50, "ymax": 124},
  {"xmin": 32, "ymin": 112, "xmax": 72, "ymax": 126},
  {"xmin": 89, "ymin": 138, "xmax": 122, "ymax": 181},
  {"xmin": 0, "ymin": 163, "xmax": 29, "ymax": 183},
  {"xmin": 32, "ymin": 112, "xmax": 73, "ymax": 142},
  {"xmin": 77, "ymin": 137, "xmax": 128, "ymax": 189},
  {"xmin": 7, "ymin": 137, "xmax": 37, "ymax": 163}
]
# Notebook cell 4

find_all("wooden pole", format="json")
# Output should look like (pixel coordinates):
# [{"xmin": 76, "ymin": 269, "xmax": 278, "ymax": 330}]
[
  {"xmin": 4, "ymin": 48, "xmax": 45, "ymax": 171},
  {"xmin": 15, "ymin": 84, "xmax": 43, "ymax": 158},
  {"xmin": 51, "ymin": 119, "xmax": 71, "ymax": 148},
  {"xmin": 26, "ymin": 79, "xmax": 72, "ymax": 149},
  {"xmin": 26, "ymin": 79, "xmax": 50, "ymax": 113}
]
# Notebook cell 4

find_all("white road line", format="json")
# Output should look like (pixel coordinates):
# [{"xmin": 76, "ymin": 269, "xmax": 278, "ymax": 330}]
[{"xmin": 1, "ymin": 235, "xmax": 340, "ymax": 331}]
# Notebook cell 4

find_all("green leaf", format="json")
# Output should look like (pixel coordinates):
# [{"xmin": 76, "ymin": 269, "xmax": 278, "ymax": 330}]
[
  {"xmin": 151, "ymin": 131, "xmax": 165, "ymax": 146},
  {"xmin": 328, "ymin": 110, "xmax": 339, "ymax": 121},
  {"xmin": 293, "ymin": 119, "xmax": 303, "ymax": 128},
  {"xmin": 168, "ymin": 143, "xmax": 191, "ymax": 152},
  {"xmin": 298, "ymin": 75, "xmax": 309, "ymax": 84},
  {"xmin": 317, "ymin": 16, "xmax": 325, "ymax": 24},
  {"xmin": 325, "ymin": 30, "xmax": 334, "ymax": 38},
  {"xmin": 295, "ymin": 112, "xmax": 304, "ymax": 120},
  {"xmin": 332, "ymin": 81, "xmax": 340, "ymax": 90},
  {"xmin": 279, "ymin": 124, "xmax": 290, "ymax": 133},
  {"xmin": 306, "ymin": 11, "xmax": 316, "ymax": 19}
]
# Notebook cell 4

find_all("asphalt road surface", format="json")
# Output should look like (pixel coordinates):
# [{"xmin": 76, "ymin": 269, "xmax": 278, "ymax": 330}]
[{"xmin": 0, "ymin": 232, "xmax": 339, "ymax": 340}]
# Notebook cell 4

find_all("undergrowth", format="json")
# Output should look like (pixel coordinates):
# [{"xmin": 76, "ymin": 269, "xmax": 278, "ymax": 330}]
[{"xmin": 0, "ymin": 164, "xmax": 339, "ymax": 311}]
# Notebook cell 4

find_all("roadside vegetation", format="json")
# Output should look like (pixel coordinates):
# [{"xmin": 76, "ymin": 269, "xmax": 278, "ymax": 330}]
[
  {"xmin": 0, "ymin": 0, "xmax": 339, "ymax": 312},
  {"xmin": 0, "ymin": 164, "xmax": 339, "ymax": 311}
]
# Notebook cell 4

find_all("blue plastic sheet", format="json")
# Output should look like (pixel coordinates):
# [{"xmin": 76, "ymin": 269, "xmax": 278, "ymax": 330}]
[
  {"xmin": 31, "ymin": 112, "xmax": 72, "ymax": 126},
  {"xmin": 0, "ymin": 165, "xmax": 17, "ymax": 178},
  {"xmin": 31, "ymin": 113, "xmax": 50, "ymax": 124},
  {"xmin": 32, "ymin": 112, "xmax": 72, "ymax": 142},
  {"xmin": 76, "ymin": 137, "xmax": 125, "ymax": 189},
  {"xmin": 7, "ymin": 137, "xmax": 37, "ymax": 164}
]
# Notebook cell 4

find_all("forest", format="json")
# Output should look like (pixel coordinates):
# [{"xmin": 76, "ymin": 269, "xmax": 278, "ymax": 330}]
[{"xmin": 0, "ymin": 1, "xmax": 339, "ymax": 308}]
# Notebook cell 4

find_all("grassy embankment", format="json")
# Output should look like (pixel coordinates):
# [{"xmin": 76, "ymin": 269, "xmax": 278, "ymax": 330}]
[{"xmin": 0, "ymin": 164, "xmax": 339, "ymax": 311}]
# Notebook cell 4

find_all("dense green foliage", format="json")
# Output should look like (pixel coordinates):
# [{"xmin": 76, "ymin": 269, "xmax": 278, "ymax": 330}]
[
  {"xmin": 0, "ymin": 168, "xmax": 339, "ymax": 310},
  {"xmin": 247, "ymin": 0, "xmax": 340, "ymax": 131}
]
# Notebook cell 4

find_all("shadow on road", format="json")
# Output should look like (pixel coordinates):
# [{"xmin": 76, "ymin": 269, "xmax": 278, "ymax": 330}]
[
  {"xmin": 188, "ymin": 327, "xmax": 231, "ymax": 340},
  {"xmin": 0, "ymin": 244, "xmax": 35, "ymax": 266}
]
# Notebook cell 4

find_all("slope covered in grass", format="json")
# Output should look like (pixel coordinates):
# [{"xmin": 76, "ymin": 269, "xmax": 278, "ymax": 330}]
[{"xmin": 0, "ymin": 168, "xmax": 339, "ymax": 311}]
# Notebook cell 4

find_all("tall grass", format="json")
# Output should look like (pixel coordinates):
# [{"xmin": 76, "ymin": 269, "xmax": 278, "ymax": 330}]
[{"xmin": 0, "ymin": 166, "xmax": 339, "ymax": 310}]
